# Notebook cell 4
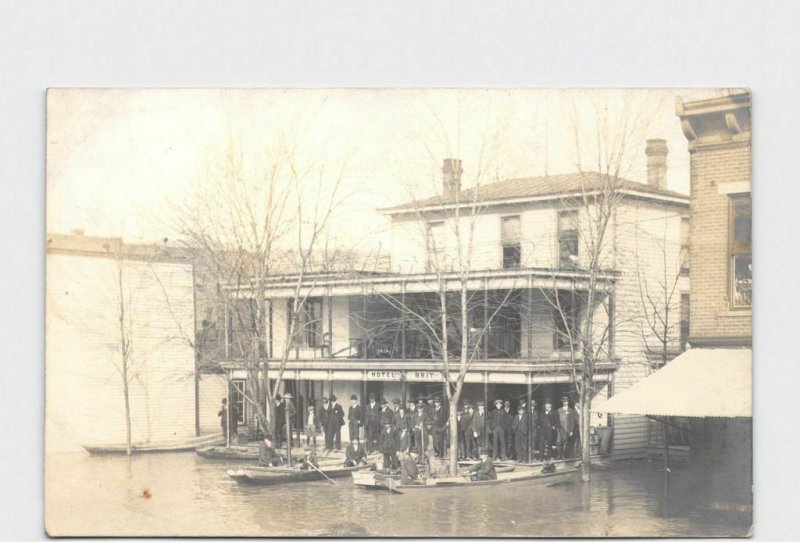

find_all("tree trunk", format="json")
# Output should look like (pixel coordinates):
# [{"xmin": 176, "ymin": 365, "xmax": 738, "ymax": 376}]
[
  {"xmin": 580, "ymin": 372, "xmax": 591, "ymax": 482},
  {"xmin": 448, "ymin": 395, "xmax": 460, "ymax": 476},
  {"xmin": 122, "ymin": 363, "xmax": 132, "ymax": 456}
]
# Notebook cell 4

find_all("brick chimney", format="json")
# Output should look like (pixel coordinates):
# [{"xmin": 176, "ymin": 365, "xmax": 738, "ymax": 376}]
[
  {"xmin": 442, "ymin": 158, "xmax": 463, "ymax": 196},
  {"xmin": 645, "ymin": 139, "xmax": 668, "ymax": 189}
]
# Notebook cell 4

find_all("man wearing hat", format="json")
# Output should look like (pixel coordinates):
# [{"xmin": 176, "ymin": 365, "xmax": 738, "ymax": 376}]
[
  {"xmin": 432, "ymin": 396, "xmax": 448, "ymax": 457},
  {"xmin": 412, "ymin": 397, "xmax": 426, "ymax": 453},
  {"xmin": 558, "ymin": 396, "xmax": 578, "ymax": 459},
  {"xmin": 400, "ymin": 450, "xmax": 420, "ymax": 485},
  {"xmin": 283, "ymin": 392, "xmax": 296, "ymax": 449},
  {"xmin": 378, "ymin": 398, "xmax": 395, "ymax": 450},
  {"xmin": 512, "ymin": 403, "xmax": 529, "ymax": 463},
  {"xmin": 503, "ymin": 400, "xmax": 514, "ymax": 460},
  {"xmin": 259, "ymin": 436, "xmax": 283, "ymax": 467},
  {"xmin": 304, "ymin": 404, "xmax": 318, "ymax": 448},
  {"xmin": 348, "ymin": 394, "xmax": 364, "ymax": 444},
  {"xmin": 274, "ymin": 394, "xmax": 286, "ymax": 447},
  {"xmin": 456, "ymin": 408, "xmax": 468, "ymax": 460},
  {"xmin": 380, "ymin": 422, "xmax": 399, "ymax": 473},
  {"xmin": 489, "ymin": 399, "xmax": 507, "ymax": 460},
  {"xmin": 324, "ymin": 395, "xmax": 345, "ymax": 452},
  {"xmin": 366, "ymin": 392, "xmax": 381, "ymax": 454},
  {"xmin": 529, "ymin": 399, "xmax": 542, "ymax": 461},
  {"xmin": 462, "ymin": 403, "xmax": 475, "ymax": 460},
  {"xmin": 470, "ymin": 401, "xmax": 486, "ymax": 459},
  {"xmin": 541, "ymin": 399, "xmax": 558, "ymax": 460},
  {"xmin": 319, "ymin": 396, "xmax": 330, "ymax": 439}
]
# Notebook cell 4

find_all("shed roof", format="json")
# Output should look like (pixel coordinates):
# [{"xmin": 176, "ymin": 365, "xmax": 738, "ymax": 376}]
[{"xmin": 591, "ymin": 348, "xmax": 752, "ymax": 418}]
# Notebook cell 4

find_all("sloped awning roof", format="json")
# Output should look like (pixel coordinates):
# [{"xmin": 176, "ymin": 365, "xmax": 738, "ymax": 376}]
[{"xmin": 592, "ymin": 348, "xmax": 752, "ymax": 418}]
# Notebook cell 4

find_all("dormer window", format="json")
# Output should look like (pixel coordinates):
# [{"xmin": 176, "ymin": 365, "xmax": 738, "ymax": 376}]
[{"xmin": 501, "ymin": 215, "xmax": 521, "ymax": 269}]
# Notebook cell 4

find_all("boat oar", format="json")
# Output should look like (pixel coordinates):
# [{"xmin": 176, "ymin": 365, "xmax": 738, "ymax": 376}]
[{"xmin": 307, "ymin": 461, "xmax": 337, "ymax": 485}]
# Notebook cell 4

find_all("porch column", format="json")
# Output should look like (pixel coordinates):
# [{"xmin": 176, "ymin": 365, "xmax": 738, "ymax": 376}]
[
  {"xmin": 400, "ymin": 282, "xmax": 406, "ymax": 360},
  {"xmin": 526, "ymin": 275, "xmax": 533, "ymax": 359},
  {"xmin": 362, "ymin": 286, "xmax": 368, "ymax": 360},
  {"xmin": 327, "ymin": 287, "xmax": 333, "ymax": 361},
  {"xmin": 483, "ymin": 371, "xmax": 489, "ymax": 447},
  {"xmin": 483, "ymin": 278, "xmax": 489, "ymax": 360},
  {"xmin": 526, "ymin": 372, "xmax": 532, "ymax": 463}
]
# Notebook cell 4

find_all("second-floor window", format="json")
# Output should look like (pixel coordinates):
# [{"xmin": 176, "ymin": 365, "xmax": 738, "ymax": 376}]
[
  {"xmin": 680, "ymin": 216, "xmax": 690, "ymax": 275},
  {"xmin": 553, "ymin": 291, "xmax": 580, "ymax": 351},
  {"xmin": 729, "ymin": 194, "xmax": 752, "ymax": 308},
  {"xmin": 426, "ymin": 221, "xmax": 446, "ymax": 271},
  {"xmin": 501, "ymin": 215, "xmax": 521, "ymax": 268},
  {"xmin": 289, "ymin": 298, "xmax": 323, "ymax": 347},
  {"xmin": 558, "ymin": 210, "xmax": 579, "ymax": 268}
]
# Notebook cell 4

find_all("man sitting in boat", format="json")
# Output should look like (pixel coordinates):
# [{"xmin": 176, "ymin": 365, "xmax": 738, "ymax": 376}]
[
  {"xmin": 466, "ymin": 450, "xmax": 497, "ymax": 481},
  {"xmin": 299, "ymin": 446, "xmax": 319, "ymax": 471},
  {"xmin": 258, "ymin": 436, "xmax": 283, "ymax": 467},
  {"xmin": 400, "ymin": 450, "xmax": 420, "ymax": 485},
  {"xmin": 344, "ymin": 437, "xmax": 368, "ymax": 467}
]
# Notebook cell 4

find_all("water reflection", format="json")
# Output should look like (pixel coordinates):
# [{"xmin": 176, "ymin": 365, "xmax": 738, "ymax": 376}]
[{"xmin": 45, "ymin": 452, "xmax": 750, "ymax": 537}]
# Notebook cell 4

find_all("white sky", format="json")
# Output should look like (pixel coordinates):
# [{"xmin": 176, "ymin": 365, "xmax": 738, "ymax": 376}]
[{"xmin": 47, "ymin": 88, "xmax": 721, "ymax": 251}]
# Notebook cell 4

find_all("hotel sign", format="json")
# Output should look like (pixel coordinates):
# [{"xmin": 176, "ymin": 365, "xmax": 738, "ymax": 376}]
[
  {"xmin": 367, "ymin": 370, "xmax": 402, "ymax": 381},
  {"xmin": 364, "ymin": 370, "xmax": 444, "ymax": 382},
  {"xmin": 406, "ymin": 370, "xmax": 442, "ymax": 382}
]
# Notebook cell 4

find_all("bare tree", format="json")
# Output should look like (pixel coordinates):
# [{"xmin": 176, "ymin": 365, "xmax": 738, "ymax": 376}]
[
  {"xmin": 540, "ymin": 92, "xmax": 662, "ymax": 482},
  {"xmin": 171, "ymin": 133, "xmax": 347, "ymax": 443}
]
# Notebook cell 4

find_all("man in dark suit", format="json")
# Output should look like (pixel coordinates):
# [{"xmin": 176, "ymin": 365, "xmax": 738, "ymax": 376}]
[
  {"xmin": 348, "ymin": 394, "xmax": 364, "ymax": 444},
  {"xmin": 319, "ymin": 397, "xmax": 331, "ymax": 450},
  {"xmin": 432, "ymin": 397, "xmax": 448, "ymax": 457},
  {"xmin": 512, "ymin": 404, "xmax": 529, "ymax": 463},
  {"xmin": 456, "ymin": 408, "xmax": 468, "ymax": 460},
  {"xmin": 541, "ymin": 399, "xmax": 559, "ymax": 460},
  {"xmin": 503, "ymin": 400, "xmax": 514, "ymax": 460},
  {"xmin": 490, "ymin": 399, "xmax": 507, "ymax": 460},
  {"xmin": 380, "ymin": 423, "xmax": 399, "ymax": 472},
  {"xmin": 365, "ymin": 392, "xmax": 381, "ymax": 454},
  {"xmin": 327, "ymin": 395, "xmax": 345, "ymax": 451},
  {"xmin": 467, "ymin": 450, "xmax": 497, "ymax": 481},
  {"xmin": 558, "ymin": 396, "xmax": 577, "ymax": 459},
  {"xmin": 462, "ymin": 403, "xmax": 475, "ymax": 459},
  {"xmin": 528, "ymin": 399, "xmax": 541, "ymax": 461},
  {"xmin": 378, "ymin": 398, "xmax": 395, "ymax": 450},
  {"xmin": 274, "ymin": 395, "xmax": 286, "ymax": 447},
  {"xmin": 344, "ymin": 437, "xmax": 368, "ymax": 467},
  {"xmin": 470, "ymin": 401, "xmax": 486, "ymax": 459},
  {"xmin": 412, "ymin": 398, "xmax": 426, "ymax": 453}
]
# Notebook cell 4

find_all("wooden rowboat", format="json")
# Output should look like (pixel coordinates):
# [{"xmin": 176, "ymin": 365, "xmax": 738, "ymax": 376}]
[
  {"xmin": 353, "ymin": 465, "xmax": 578, "ymax": 491},
  {"xmin": 227, "ymin": 463, "xmax": 371, "ymax": 485},
  {"xmin": 83, "ymin": 433, "xmax": 224, "ymax": 455},
  {"xmin": 196, "ymin": 445, "xmax": 259, "ymax": 461}
]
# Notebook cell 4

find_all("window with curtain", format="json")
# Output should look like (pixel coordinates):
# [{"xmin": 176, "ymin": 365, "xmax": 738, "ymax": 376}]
[
  {"xmin": 501, "ymin": 215, "xmax": 521, "ymax": 268},
  {"xmin": 558, "ymin": 210, "xmax": 579, "ymax": 268},
  {"xmin": 729, "ymin": 194, "xmax": 752, "ymax": 308}
]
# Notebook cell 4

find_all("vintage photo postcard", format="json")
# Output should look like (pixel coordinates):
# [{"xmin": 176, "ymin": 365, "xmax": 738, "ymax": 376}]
[{"xmin": 45, "ymin": 88, "xmax": 752, "ymax": 537}]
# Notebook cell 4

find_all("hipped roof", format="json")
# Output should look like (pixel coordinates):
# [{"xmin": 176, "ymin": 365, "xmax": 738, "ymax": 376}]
[{"xmin": 591, "ymin": 348, "xmax": 752, "ymax": 418}]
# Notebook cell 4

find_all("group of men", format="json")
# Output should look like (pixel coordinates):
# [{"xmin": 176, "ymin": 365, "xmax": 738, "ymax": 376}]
[
  {"xmin": 458, "ymin": 395, "xmax": 581, "ymax": 462},
  {"xmin": 251, "ymin": 390, "xmax": 582, "ymax": 465}
]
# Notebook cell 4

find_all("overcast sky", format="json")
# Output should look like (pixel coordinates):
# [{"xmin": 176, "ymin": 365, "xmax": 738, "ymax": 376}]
[{"xmin": 47, "ymin": 88, "xmax": 722, "ymax": 250}]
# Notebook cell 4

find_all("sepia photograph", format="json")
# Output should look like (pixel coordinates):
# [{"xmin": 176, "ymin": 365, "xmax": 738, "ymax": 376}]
[{"xmin": 44, "ymin": 88, "xmax": 752, "ymax": 537}]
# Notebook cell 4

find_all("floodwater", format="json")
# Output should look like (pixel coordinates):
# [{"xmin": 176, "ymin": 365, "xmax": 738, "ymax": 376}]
[{"xmin": 45, "ymin": 451, "xmax": 751, "ymax": 537}]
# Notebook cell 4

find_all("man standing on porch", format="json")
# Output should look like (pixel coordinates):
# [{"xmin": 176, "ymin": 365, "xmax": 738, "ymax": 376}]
[
  {"xmin": 327, "ymin": 395, "xmax": 345, "ymax": 451},
  {"xmin": 348, "ymin": 394, "xmax": 364, "ymax": 444},
  {"xmin": 366, "ymin": 393, "xmax": 381, "ymax": 454}
]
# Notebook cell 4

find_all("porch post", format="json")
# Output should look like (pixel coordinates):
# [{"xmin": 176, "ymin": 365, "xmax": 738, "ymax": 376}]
[
  {"xmin": 327, "ymin": 287, "xmax": 333, "ymax": 361},
  {"xmin": 362, "ymin": 286, "xmax": 368, "ymax": 360},
  {"xmin": 483, "ymin": 279, "xmax": 489, "ymax": 360},
  {"xmin": 483, "ymin": 370, "xmax": 489, "ymax": 450},
  {"xmin": 527, "ymin": 372, "xmax": 532, "ymax": 463},
  {"xmin": 527, "ymin": 275, "xmax": 533, "ymax": 360},
  {"xmin": 400, "ymin": 282, "xmax": 406, "ymax": 360}
]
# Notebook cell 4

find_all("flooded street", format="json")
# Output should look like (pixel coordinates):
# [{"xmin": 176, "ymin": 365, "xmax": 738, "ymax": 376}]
[{"xmin": 45, "ymin": 451, "xmax": 750, "ymax": 537}]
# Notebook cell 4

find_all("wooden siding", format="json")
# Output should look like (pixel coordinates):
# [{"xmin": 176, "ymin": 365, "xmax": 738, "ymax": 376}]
[{"xmin": 46, "ymin": 252, "xmax": 197, "ymax": 452}]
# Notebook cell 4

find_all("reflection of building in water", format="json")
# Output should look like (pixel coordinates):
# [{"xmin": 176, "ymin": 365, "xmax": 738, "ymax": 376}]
[{"xmin": 215, "ymin": 146, "xmax": 689, "ymax": 461}]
